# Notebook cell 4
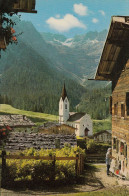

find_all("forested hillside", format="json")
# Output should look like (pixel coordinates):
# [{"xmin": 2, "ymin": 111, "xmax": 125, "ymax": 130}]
[
  {"xmin": 0, "ymin": 19, "xmax": 111, "ymax": 119},
  {"xmin": 78, "ymin": 85, "xmax": 111, "ymax": 120},
  {"xmin": 0, "ymin": 21, "xmax": 85, "ymax": 114}
]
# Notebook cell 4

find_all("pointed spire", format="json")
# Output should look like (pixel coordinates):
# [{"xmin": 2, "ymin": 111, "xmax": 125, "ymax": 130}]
[{"xmin": 61, "ymin": 82, "xmax": 67, "ymax": 101}]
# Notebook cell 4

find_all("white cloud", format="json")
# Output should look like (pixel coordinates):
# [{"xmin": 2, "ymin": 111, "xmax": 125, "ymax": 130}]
[
  {"xmin": 73, "ymin": 3, "xmax": 88, "ymax": 16},
  {"xmin": 55, "ymin": 14, "xmax": 60, "ymax": 18},
  {"xmin": 46, "ymin": 14, "xmax": 86, "ymax": 32},
  {"xmin": 92, "ymin": 18, "xmax": 99, "ymax": 23},
  {"xmin": 99, "ymin": 10, "xmax": 105, "ymax": 16}
]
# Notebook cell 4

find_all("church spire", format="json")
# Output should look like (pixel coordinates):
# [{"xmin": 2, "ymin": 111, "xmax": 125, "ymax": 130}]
[{"xmin": 61, "ymin": 83, "xmax": 67, "ymax": 101}]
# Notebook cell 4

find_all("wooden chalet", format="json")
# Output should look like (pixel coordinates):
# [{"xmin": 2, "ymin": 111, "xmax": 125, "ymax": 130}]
[
  {"xmin": 95, "ymin": 16, "xmax": 129, "ymax": 178},
  {"xmin": 39, "ymin": 122, "xmax": 76, "ymax": 135},
  {"xmin": 13, "ymin": 0, "xmax": 37, "ymax": 13},
  {"xmin": 4, "ymin": 132, "xmax": 77, "ymax": 151},
  {"xmin": 93, "ymin": 130, "xmax": 111, "ymax": 144}
]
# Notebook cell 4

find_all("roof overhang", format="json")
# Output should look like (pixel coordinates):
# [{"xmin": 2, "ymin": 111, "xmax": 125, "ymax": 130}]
[{"xmin": 95, "ymin": 16, "xmax": 129, "ymax": 81}]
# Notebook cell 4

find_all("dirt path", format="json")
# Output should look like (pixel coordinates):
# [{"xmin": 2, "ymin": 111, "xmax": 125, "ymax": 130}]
[
  {"xmin": 94, "ymin": 164, "xmax": 129, "ymax": 188},
  {"xmin": 1, "ymin": 164, "xmax": 129, "ymax": 195}
]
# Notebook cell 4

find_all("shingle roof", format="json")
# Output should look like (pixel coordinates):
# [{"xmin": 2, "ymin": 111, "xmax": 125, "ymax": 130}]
[
  {"xmin": 67, "ymin": 112, "xmax": 86, "ymax": 122},
  {"xmin": 5, "ymin": 132, "xmax": 77, "ymax": 151},
  {"xmin": 93, "ymin": 130, "xmax": 112, "ymax": 136},
  {"xmin": 0, "ymin": 115, "xmax": 35, "ymax": 127},
  {"xmin": 95, "ymin": 16, "xmax": 129, "ymax": 81}
]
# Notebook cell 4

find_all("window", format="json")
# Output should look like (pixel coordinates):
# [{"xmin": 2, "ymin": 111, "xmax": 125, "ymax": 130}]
[
  {"xmin": 121, "ymin": 104, "xmax": 125, "ymax": 117},
  {"xmin": 116, "ymin": 140, "xmax": 119, "ymax": 153},
  {"xmin": 113, "ymin": 138, "xmax": 116, "ymax": 149},
  {"xmin": 114, "ymin": 103, "xmax": 118, "ymax": 116},
  {"xmin": 124, "ymin": 144, "xmax": 127, "ymax": 158},
  {"xmin": 65, "ymin": 104, "xmax": 67, "ymax": 109},
  {"xmin": 120, "ymin": 142, "xmax": 124, "ymax": 155},
  {"xmin": 110, "ymin": 96, "xmax": 112, "ymax": 114},
  {"xmin": 126, "ymin": 92, "xmax": 129, "ymax": 116}
]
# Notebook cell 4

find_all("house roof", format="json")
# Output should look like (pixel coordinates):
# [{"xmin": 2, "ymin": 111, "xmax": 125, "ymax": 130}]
[
  {"xmin": 5, "ymin": 132, "xmax": 77, "ymax": 151},
  {"xmin": 61, "ymin": 83, "xmax": 68, "ymax": 101},
  {"xmin": 93, "ymin": 130, "xmax": 112, "ymax": 137},
  {"xmin": 0, "ymin": 115, "xmax": 35, "ymax": 127},
  {"xmin": 13, "ymin": 0, "xmax": 37, "ymax": 13},
  {"xmin": 67, "ymin": 112, "xmax": 86, "ymax": 122},
  {"xmin": 39, "ymin": 122, "xmax": 76, "ymax": 130},
  {"xmin": 95, "ymin": 16, "xmax": 129, "ymax": 81}
]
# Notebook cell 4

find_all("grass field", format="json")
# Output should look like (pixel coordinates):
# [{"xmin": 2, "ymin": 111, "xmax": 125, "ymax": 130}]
[
  {"xmin": 0, "ymin": 104, "xmax": 58, "ymax": 123},
  {"xmin": 93, "ymin": 118, "xmax": 111, "ymax": 134},
  {"xmin": 0, "ymin": 104, "xmax": 111, "ymax": 131}
]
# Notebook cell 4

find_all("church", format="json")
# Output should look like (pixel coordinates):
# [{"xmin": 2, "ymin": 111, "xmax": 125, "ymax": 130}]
[{"xmin": 59, "ymin": 84, "xmax": 93, "ymax": 137}]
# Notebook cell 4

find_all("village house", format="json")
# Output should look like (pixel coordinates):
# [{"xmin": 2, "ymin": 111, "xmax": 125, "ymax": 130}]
[
  {"xmin": 95, "ymin": 16, "xmax": 129, "ymax": 178},
  {"xmin": 59, "ymin": 84, "xmax": 93, "ymax": 137},
  {"xmin": 39, "ymin": 121, "xmax": 76, "ymax": 135},
  {"xmin": 93, "ymin": 130, "xmax": 111, "ymax": 144},
  {"xmin": 0, "ymin": 114, "xmax": 35, "ymax": 130},
  {"xmin": 4, "ymin": 132, "xmax": 77, "ymax": 151}
]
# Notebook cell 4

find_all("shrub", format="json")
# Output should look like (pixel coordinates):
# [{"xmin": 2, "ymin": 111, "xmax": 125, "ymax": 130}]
[
  {"xmin": 6, "ymin": 146, "xmax": 85, "ymax": 185},
  {"xmin": 86, "ymin": 139, "xmax": 111, "ymax": 154}
]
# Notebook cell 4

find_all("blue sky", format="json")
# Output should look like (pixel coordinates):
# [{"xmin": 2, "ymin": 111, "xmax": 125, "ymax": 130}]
[{"xmin": 20, "ymin": 0, "xmax": 129, "ymax": 37}]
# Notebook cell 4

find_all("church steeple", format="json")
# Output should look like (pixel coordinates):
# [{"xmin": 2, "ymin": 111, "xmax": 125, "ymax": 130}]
[
  {"xmin": 59, "ymin": 83, "xmax": 69, "ymax": 124},
  {"xmin": 61, "ymin": 83, "xmax": 67, "ymax": 101}
]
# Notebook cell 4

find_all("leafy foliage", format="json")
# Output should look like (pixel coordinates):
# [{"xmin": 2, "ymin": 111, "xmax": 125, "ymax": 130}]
[
  {"xmin": 6, "ymin": 146, "xmax": 85, "ymax": 184},
  {"xmin": 86, "ymin": 139, "xmax": 111, "ymax": 154}
]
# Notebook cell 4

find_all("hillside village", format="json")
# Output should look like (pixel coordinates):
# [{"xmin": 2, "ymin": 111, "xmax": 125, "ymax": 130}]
[{"xmin": 1, "ymin": 1, "xmax": 129, "ymax": 195}]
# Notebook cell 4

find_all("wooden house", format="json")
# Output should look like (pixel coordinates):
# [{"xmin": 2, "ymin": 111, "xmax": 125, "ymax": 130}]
[
  {"xmin": 13, "ymin": 0, "xmax": 37, "ymax": 13},
  {"xmin": 4, "ymin": 132, "xmax": 77, "ymax": 151},
  {"xmin": 39, "ymin": 122, "xmax": 76, "ymax": 135},
  {"xmin": 93, "ymin": 130, "xmax": 111, "ymax": 144},
  {"xmin": 95, "ymin": 16, "xmax": 129, "ymax": 178}
]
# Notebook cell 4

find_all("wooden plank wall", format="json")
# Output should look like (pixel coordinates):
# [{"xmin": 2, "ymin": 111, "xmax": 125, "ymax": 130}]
[{"xmin": 112, "ymin": 58, "xmax": 129, "ymax": 173}]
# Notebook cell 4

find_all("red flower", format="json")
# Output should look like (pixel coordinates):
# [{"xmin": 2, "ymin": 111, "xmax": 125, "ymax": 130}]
[
  {"xmin": 12, "ymin": 36, "xmax": 17, "ymax": 42},
  {"xmin": 2, "ymin": 132, "xmax": 6, "ymax": 136},
  {"xmin": 11, "ymin": 27, "xmax": 15, "ymax": 34}
]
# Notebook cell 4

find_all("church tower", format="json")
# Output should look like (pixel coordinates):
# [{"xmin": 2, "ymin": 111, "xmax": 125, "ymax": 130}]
[{"xmin": 59, "ymin": 83, "xmax": 69, "ymax": 124}]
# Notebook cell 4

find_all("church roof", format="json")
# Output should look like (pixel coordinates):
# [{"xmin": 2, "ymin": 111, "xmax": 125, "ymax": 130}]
[
  {"xmin": 67, "ymin": 112, "xmax": 86, "ymax": 122},
  {"xmin": 61, "ymin": 83, "xmax": 67, "ymax": 101}
]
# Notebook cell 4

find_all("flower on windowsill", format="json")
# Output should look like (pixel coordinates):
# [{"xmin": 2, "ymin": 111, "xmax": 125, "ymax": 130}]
[{"xmin": 120, "ymin": 146, "xmax": 124, "ymax": 153}]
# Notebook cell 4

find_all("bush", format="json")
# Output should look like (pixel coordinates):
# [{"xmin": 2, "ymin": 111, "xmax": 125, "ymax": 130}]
[
  {"xmin": 6, "ymin": 146, "xmax": 85, "ymax": 185},
  {"xmin": 86, "ymin": 139, "xmax": 111, "ymax": 154}
]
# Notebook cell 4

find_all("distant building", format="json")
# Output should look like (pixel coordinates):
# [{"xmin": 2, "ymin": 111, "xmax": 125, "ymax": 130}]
[
  {"xmin": 59, "ymin": 84, "xmax": 93, "ymax": 137},
  {"xmin": 93, "ymin": 130, "xmax": 111, "ymax": 144},
  {"xmin": 39, "ymin": 122, "xmax": 76, "ymax": 135},
  {"xmin": 0, "ymin": 115, "xmax": 35, "ymax": 128}
]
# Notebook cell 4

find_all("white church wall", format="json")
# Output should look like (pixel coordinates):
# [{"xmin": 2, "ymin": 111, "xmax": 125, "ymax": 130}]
[
  {"xmin": 59, "ymin": 97, "xmax": 69, "ymax": 124},
  {"xmin": 79, "ymin": 114, "xmax": 93, "ymax": 137}
]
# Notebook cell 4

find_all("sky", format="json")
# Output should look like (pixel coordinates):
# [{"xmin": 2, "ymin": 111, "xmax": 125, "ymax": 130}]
[{"xmin": 20, "ymin": 0, "xmax": 129, "ymax": 37}]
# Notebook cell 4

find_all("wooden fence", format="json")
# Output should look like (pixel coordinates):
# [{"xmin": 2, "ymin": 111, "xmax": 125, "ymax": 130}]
[{"xmin": 1, "ymin": 151, "xmax": 84, "ymax": 187}]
